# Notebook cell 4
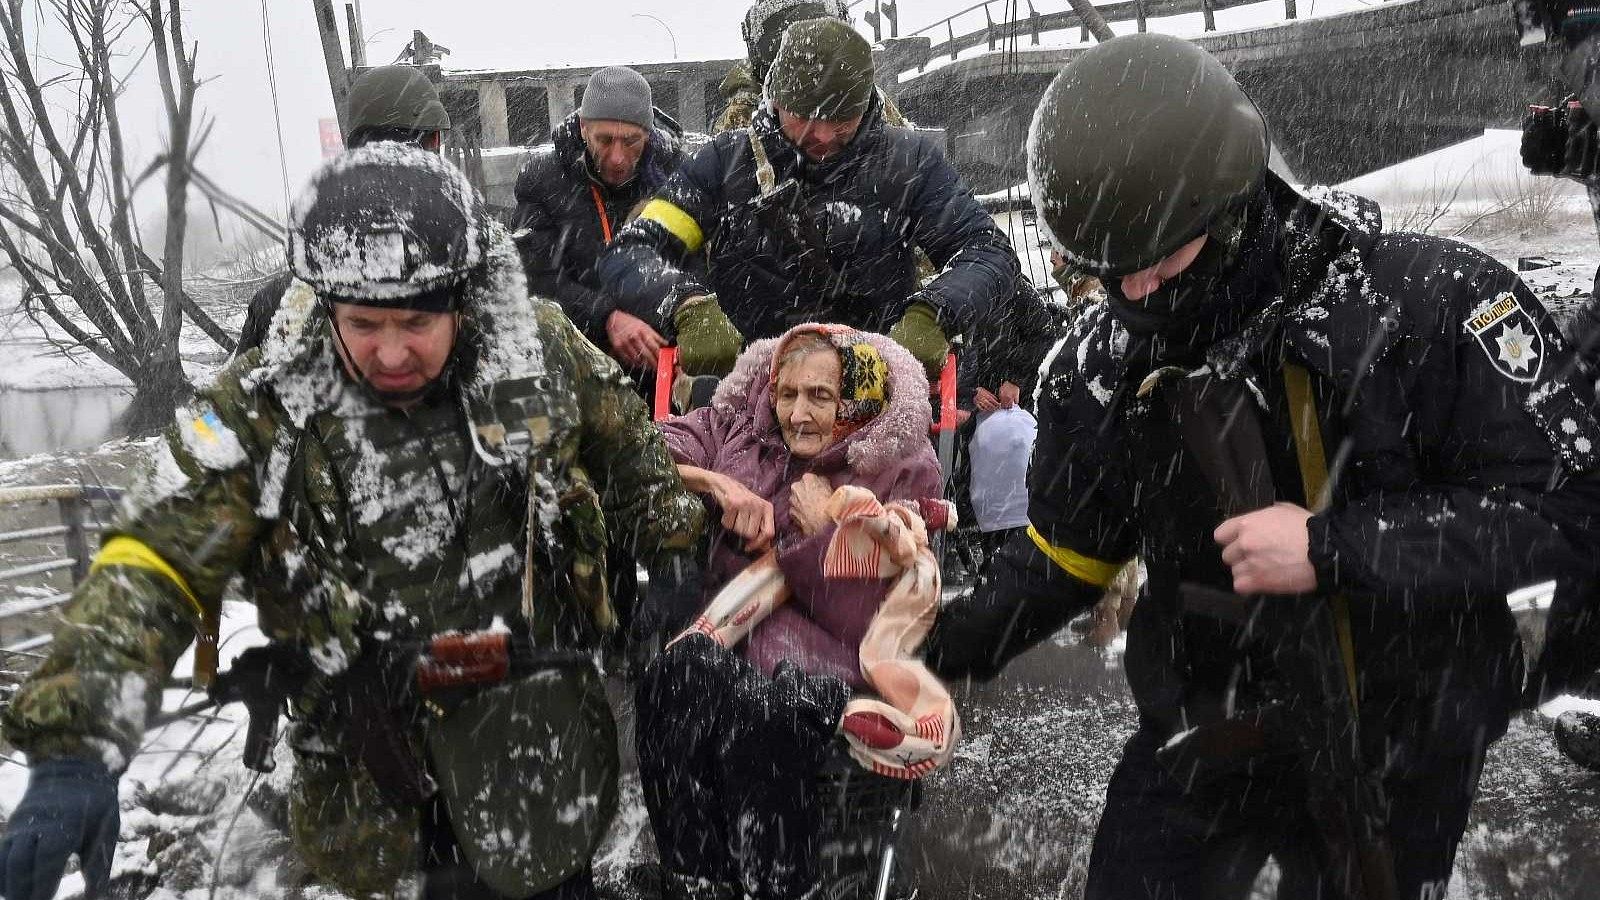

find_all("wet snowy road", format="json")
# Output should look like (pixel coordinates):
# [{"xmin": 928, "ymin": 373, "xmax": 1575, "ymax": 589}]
[{"xmin": 601, "ymin": 632, "xmax": 1600, "ymax": 900}]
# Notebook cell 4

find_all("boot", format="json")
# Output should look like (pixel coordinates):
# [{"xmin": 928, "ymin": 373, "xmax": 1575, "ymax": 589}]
[{"xmin": 1555, "ymin": 710, "xmax": 1600, "ymax": 772}]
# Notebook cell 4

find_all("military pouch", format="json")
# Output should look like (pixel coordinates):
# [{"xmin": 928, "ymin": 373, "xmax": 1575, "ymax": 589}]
[
  {"xmin": 1157, "ymin": 583, "xmax": 1302, "ymax": 786},
  {"xmin": 423, "ymin": 661, "xmax": 619, "ymax": 898}
]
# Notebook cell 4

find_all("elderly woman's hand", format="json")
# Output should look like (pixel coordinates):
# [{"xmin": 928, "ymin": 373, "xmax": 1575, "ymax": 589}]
[
  {"xmin": 711, "ymin": 474, "xmax": 775, "ymax": 552},
  {"xmin": 789, "ymin": 474, "xmax": 835, "ymax": 536}
]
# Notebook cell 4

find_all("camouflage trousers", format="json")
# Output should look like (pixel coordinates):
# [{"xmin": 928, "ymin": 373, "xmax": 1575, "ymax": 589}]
[{"xmin": 290, "ymin": 748, "xmax": 419, "ymax": 898}]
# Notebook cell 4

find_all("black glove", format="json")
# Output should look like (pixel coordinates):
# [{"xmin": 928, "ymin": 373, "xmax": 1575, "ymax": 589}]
[
  {"xmin": 1523, "ymin": 102, "xmax": 1570, "ymax": 175},
  {"xmin": 1563, "ymin": 100, "xmax": 1599, "ymax": 177},
  {"xmin": 0, "ymin": 758, "xmax": 119, "ymax": 900},
  {"xmin": 1523, "ymin": 96, "xmax": 1600, "ymax": 178}
]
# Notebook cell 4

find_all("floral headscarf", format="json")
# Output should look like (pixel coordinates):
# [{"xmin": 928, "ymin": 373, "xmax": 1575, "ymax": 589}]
[{"xmin": 770, "ymin": 324, "xmax": 890, "ymax": 440}]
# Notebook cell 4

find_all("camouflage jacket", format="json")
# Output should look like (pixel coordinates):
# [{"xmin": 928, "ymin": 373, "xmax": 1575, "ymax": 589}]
[{"xmin": 2, "ymin": 233, "xmax": 704, "ymax": 773}]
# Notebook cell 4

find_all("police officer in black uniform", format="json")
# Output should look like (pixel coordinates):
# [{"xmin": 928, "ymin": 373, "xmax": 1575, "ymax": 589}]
[{"xmin": 928, "ymin": 33, "xmax": 1600, "ymax": 899}]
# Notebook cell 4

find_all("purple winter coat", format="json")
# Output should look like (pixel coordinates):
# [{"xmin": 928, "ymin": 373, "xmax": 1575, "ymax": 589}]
[{"xmin": 660, "ymin": 329, "xmax": 944, "ymax": 689}]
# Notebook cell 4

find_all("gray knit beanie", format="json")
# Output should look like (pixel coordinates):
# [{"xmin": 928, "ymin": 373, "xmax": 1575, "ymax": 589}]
[{"xmin": 580, "ymin": 66, "xmax": 654, "ymax": 130}]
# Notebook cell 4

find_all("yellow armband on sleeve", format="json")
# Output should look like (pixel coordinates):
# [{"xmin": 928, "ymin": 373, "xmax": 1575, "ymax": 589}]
[
  {"xmin": 1027, "ymin": 525, "xmax": 1124, "ymax": 588},
  {"xmin": 91, "ymin": 536, "xmax": 204, "ymax": 620},
  {"xmin": 637, "ymin": 199, "xmax": 705, "ymax": 253}
]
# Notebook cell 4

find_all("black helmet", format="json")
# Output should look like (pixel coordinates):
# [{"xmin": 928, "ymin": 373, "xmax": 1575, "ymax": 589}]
[
  {"xmin": 741, "ymin": 0, "xmax": 851, "ymax": 82},
  {"xmin": 289, "ymin": 143, "xmax": 489, "ymax": 309},
  {"xmin": 346, "ymin": 65, "xmax": 451, "ymax": 145},
  {"xmin": 1026, "ymin": 33, "xmax": 1268, "ymax": 277}
]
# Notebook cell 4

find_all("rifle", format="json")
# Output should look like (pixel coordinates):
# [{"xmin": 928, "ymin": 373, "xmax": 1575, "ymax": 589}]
[
  {"xmin": 208, "ymin": 631, "xmax": 593, "ymax": 808},
  {"xmin": 1162, "ymin": 584, "xmax": 1399, "ymax": 900},
  {"xmin": 1148, "ymin": 366, "xmax": 1399, "ymax": 900},
  {"xmin": 206, "ymin": 644, "xmax": 311, "ymax": 773}
]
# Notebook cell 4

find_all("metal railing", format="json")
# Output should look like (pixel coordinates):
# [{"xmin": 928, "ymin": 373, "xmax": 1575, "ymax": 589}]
[
  {"xmin": 904, "ymin": 0, "xmax": 1297, "ymax": 65},
  {"xmin": 0, "ymin": 484, "xmax": 122, "ymax": 668}
]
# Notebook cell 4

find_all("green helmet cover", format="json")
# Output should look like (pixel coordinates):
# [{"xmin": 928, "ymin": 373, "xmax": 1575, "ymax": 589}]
[
  {"xmin": 1026, "ymin": 33, "xmax": 1268, "ymax": 276},
  {"xmin": 346, "ymin": 65, "xmax": 451, "ymax": 142},
  {"xmin": 767, "ymin": 17, "xmax": 875, "ymax": 121}
]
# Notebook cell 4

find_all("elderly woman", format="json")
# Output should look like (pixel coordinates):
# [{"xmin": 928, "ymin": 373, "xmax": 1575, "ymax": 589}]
[{"xmin": 638, "ymin": 324, "xmax": 943, "ymax": 900}]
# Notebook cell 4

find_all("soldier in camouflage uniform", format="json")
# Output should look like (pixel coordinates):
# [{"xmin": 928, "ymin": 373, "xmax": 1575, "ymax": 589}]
[
  {"xmin": 0, "ymin": 145, "xmax": 702, "ymax": 900},
  {"xmin": 714, "ymin": 0, "xmax": 907, "ymax": 133}
]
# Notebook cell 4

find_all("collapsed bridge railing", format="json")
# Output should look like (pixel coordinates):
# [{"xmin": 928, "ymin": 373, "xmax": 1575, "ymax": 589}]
[{"xmin": 0, "ymin": 484, "xmax": 122, "ymax": 693}]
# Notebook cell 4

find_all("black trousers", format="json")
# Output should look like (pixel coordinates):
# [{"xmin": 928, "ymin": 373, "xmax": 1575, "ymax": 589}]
[
  {"xmin": 1083, "ymin": 727, "xmax": 1484, "ymax": 900},
  {"xmin": 419, "ymin": 796, "xmax": 595, "ymax": 900},
  {"xmin": 636, "ymin": 636, "xmax": 901, "ymax": 899}
]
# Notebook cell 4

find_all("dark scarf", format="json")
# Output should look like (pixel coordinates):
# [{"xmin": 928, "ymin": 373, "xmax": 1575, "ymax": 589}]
[{"xmin": 1105, "ymin": 187, "xmax": 1285, "ymax": 371}]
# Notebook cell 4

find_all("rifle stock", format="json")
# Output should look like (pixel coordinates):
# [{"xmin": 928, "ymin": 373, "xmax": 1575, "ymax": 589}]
[{"xmin": 1171, "ymin": 583, "xmax": 1400, "ymax": 900}]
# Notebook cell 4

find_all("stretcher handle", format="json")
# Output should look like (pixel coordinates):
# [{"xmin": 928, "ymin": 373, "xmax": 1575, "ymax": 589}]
[
  {"xmin": 653, "ymin": 345, "xmax": 678, "ymax": 423},
  {"xmin": 931, "ymin": 351, "xmax": 958, "ymax": 435}
]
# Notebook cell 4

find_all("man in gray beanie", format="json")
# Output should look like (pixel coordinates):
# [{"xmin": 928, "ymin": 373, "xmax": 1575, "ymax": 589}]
[
  {"xmin": 513, "ymin": 64, "xmax": 689, "ymax": 370},
  {"xmin": 578, "ymin": 66, "xmax": 656, "ymax": 186},
  {"xmin": 513, "ymin": 65, "xmax": 698, "ymax": 654}
]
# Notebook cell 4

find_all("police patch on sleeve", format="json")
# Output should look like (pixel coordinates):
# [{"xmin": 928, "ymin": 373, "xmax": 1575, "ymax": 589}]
[{"xmin": 1465, "ymin": 292, "xmax": 1544, "ymax": 383}]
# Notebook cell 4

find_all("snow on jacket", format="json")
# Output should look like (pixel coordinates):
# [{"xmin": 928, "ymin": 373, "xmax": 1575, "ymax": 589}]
[
  {"xmin": 933, "ymin": 173, "xmax": 1600, "ymax": 753},
  {"xmin": 659, "ymin": 326, "xmax": 943, "ymax": 687},
  {"xmin": 957, "ymin": 274, "xmax": 1061, "ymax": 411},
  {"xmin": 1, "ymin": 225, "xmax": 705, "ymax": 896},
  {"xmin": 597, "ymin": 95, "xmax": 1019, "ymax": 343},
  {"xmin": 510, "ymin": 109, "xmax": 688, "ymax": 347}
]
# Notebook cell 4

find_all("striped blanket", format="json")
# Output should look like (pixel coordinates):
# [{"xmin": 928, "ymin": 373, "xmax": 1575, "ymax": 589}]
[{"xmin": 670, "ymin": 485, "xmax": 961, "ymax": 779}]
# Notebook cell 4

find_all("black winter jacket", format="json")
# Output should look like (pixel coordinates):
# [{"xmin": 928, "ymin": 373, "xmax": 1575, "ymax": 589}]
[
  {"xmin": 957, "ymin": 275, "xmax": 1061, "ymax": 410},
  {"xmin": 510, "ymin": 110, "xmax": 687, "ymax": 346},
  {"xmin": 933, "ymin": 175, "xmax": 1600, "ymax": 755},
  {"xmin": 596, "ymin": 97, "xmax": 1018, "ymax": 342}
]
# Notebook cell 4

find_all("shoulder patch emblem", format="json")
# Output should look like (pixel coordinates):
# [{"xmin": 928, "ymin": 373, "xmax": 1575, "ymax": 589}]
[
  {"xmin": 176, "ymin": 403, "xmax": 248, "ymax": 471},
  {"xmin": 1465, "ymin": 292, "xmax": 1543, "ymax": 384}
]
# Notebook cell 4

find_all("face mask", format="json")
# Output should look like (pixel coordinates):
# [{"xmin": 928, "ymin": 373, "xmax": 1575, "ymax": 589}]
[{"xmin": 1102, "ymin": 190, "xmax": 1281, "ymax": 363}]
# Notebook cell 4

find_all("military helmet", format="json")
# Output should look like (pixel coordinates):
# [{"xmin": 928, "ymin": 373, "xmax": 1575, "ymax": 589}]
[
  {"xmin": 1026, "ymin": 33, "xmax": 1268, "ymax": 277},
  {"xmin": 289, "ymin": 143, "xmax": 489, "ymax": 308},
  {"xmin": 345, "ymin": 65, "xmax": 451, "ymax": 144},
  {"xmin": 742, "ymin": 0, "xmax": 851, "ymax": 80}
]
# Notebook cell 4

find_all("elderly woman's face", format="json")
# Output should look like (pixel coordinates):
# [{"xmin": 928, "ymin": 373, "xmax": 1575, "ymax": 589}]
[{"xmin": 774, "ymin": 350, "xmax": 842, "ymax": 459}]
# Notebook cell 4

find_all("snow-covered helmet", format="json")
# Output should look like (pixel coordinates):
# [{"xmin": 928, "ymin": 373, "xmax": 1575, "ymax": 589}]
[
  {"xmin": 289, "ymin": 143, "xmax": 490, "ymax": 310},
  {"xmin": 1026, "ymin": 33, "xmax": 1268, "ymax": 277},
  {"xmin": 741, "ymin": 0, "xmax": 852, "ymax": 82}
]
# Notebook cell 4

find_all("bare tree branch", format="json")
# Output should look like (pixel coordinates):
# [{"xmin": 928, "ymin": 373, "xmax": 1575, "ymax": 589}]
[
  {"xmin": 191, "ymin": 169, "xmax": 283, "ymax": 240},
  {"xmin": 145, "ymin": 0, "xmax": 194, "ymax": 386},
  {"xmin": 0, "ymin": 0, "xmax": 211, "ymax": 430},
  {"xmin": 134, "ymin": 244, "xmax": 236, "ymax": 353},
  {"xmin": 0, "ymin": 0, "xmax": 142, "ymax": 340}
]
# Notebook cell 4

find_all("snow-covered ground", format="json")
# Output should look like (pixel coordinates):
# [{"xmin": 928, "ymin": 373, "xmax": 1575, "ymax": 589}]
[
  {"xmin": 0, "ymin": 272, "xmax": 255, "ymax": 460},
  {"xmin": 0, "ymin": 279, "xmax": 246, "ymax": 393}
]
